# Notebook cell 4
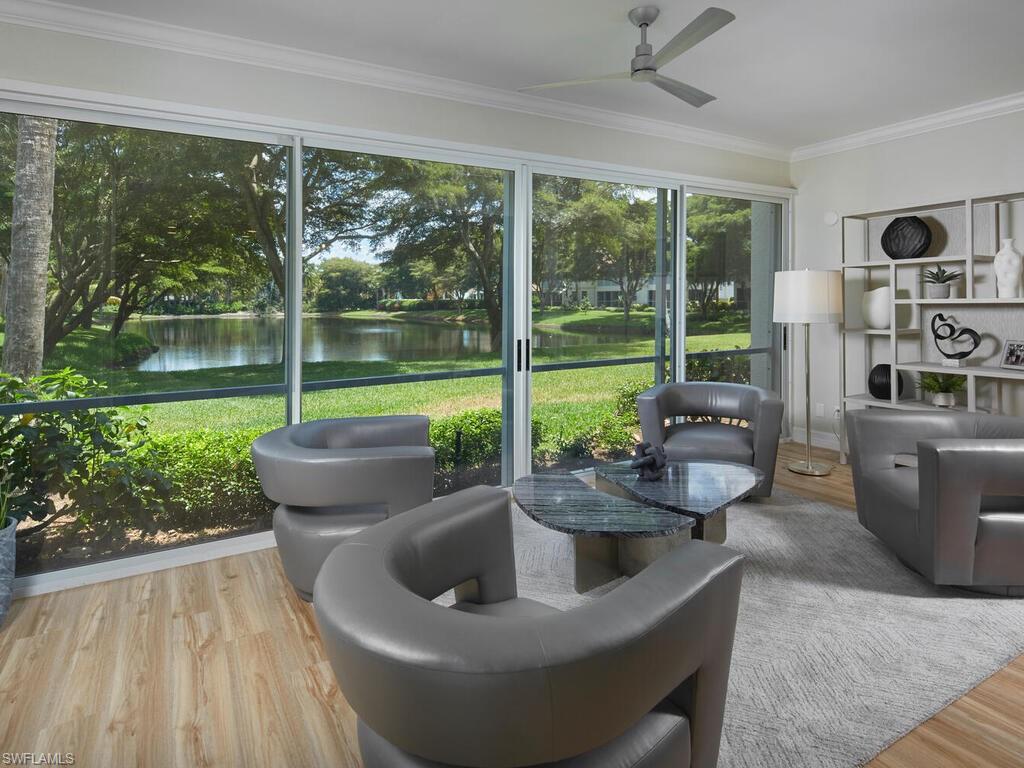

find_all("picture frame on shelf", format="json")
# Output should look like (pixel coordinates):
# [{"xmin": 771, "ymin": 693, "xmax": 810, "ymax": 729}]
[{"xmin": 999, "ymin": 340, "xmax": 1024, "ymax": 370}]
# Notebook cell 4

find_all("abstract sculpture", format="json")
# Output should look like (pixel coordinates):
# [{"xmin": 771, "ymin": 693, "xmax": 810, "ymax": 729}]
[
  {"xmin": 931, "ymin": 313, "xmax": 981, "ymax": 361},
  {"xmin": 631, "ymin": 441, "xmax": 667, "ymax": 481}
]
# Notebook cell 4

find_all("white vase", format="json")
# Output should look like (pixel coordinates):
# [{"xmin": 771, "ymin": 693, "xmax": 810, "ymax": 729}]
[
  {"xmin": 861, "ymin": 286, "xmax": 891, "ymax": 329},
  {"xmin": 994, "ymin": 238, "xmax": 1022, "ymax": 299},
  {"xmin": 931, "ymin": 392, "xmax": 956, "ymax": 408}
]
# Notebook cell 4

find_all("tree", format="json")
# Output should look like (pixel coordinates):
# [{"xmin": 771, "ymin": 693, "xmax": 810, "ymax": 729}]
[
  {"xmin": 2, "ymin": 116, "xmax": 57, "ymax": 378},
  {"xmin": 312, "ymin": 256, "xmax": 380, "ymax": 312},
  {"xmin": 369, "ymin": 159, "xmax": 507, "ymax": 347},
  {"xmin": 596, "ymin": 191, "xmax": 656, "ymax": 329},
  {"xmin": 685, "ymin": 195, "xmax": 751, "ymax": 319}
]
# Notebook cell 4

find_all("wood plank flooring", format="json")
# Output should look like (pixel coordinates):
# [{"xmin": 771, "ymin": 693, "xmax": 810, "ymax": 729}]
[{"xmin": 0, "ymin": 443, "xmax": 1020, "ymax": 767}]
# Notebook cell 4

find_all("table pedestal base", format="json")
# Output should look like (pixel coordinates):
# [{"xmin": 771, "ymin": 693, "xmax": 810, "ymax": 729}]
[{"xmin": 573, "ymin": 528, "xmax": 693, "ymax": 593}]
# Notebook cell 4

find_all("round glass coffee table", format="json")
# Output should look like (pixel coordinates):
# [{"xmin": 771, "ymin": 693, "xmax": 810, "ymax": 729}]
[{"xmin": 512, "ymin": 472, "xmax": 695, "ymax": 593}]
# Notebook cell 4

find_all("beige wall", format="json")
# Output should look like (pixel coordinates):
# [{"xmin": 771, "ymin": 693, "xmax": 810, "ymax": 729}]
[
  {"xmin": 791, "ymin": 110, "xmax": 1024, "ymax": 442},
  {"xmin": 0, "ymin": 22, "xmax": 790, "ymax": 186}
]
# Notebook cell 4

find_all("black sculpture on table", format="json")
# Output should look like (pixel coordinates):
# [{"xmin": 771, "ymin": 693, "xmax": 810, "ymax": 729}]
[
  {"xmin": 630, "ymin": 441, "xmax": 667, "ymax": 481},
  {"xmin": 931, "ymin": 313, "xmax": 981, "ymax": 360}
]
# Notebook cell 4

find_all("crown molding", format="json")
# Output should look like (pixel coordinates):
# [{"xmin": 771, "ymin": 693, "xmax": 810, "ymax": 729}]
[
  {"xmin": 790, "ymin": 89, "xmax": 1024, "ymax": 162},
  {"xmin": 0, "ymin": 0, "xmax": 791, "ymax": 162}
]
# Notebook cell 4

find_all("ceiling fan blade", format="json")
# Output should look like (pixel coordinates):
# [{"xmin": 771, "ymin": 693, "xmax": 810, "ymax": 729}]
[
  {"xmin": 519, "ymin": 72, "xmax": 630, "ymax": 92},
  {"xmin": 652, "ymin": 75, "xmax": 716, "ymax": 108},
  {"xmin": 654, "ymin": 7, "xmax": 735, "ymax": 68}
]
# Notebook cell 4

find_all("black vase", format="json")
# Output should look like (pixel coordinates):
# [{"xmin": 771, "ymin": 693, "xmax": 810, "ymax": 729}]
[
  {"xmin": 881, "ymin": 216, "xmax": 932, "ymax": 260},
  {"xmin": 868, "ymin": 364, "xmax": 905, "ymax": 399}
]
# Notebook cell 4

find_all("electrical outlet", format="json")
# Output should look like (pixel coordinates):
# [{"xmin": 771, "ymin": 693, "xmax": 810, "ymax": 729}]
[{"xmin": 814, "ymin": 402, "xmax": 825, "ymax": 418}]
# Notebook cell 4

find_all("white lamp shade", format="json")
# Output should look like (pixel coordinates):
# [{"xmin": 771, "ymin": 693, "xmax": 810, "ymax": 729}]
[{"xmin": 773, "ymin": 269, "xmax": 844, "ymax": 324}]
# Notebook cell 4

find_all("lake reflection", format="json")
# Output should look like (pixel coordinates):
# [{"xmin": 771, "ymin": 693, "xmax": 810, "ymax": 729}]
[{"xmin": 123, "ymin": 315, "xmax": 629, "ymax": 372}]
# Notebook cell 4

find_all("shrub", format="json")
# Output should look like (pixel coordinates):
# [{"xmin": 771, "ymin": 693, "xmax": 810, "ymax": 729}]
[
  {"xmin": 551, "ymin": 412, "xmax": 635, "ymax": 460},
  {"xmin": 111, "ymin": 331, "xmax": 158, "ymax": 367},
  {"xmin": 686, "ymin": 355, "xmax": 751, "ymax": 384},
  {"xmin": 430, "ymin": 408, "xmax": 542, "ymax": 472},
  {"xmin": 145, "ymin": 427, "xmax": 270, "ymax": 531},
  {"xmin": 614, "ymin": 376, "xmax": 655, "ymax": 427},
  {"xmin": 0, "ymin": 369, "xmax": 171, "ymax": 540}
]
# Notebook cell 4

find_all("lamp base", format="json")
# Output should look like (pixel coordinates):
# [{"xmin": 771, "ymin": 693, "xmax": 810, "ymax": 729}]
[{"xmin": 787, "ymin": 460, "xmax": 833, "ymax": 477}]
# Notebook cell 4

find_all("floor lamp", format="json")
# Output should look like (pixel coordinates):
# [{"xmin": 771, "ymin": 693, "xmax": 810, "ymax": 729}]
[{"xmin": 773, "ymin": 269, "xmax": 844, "ymax": 477}]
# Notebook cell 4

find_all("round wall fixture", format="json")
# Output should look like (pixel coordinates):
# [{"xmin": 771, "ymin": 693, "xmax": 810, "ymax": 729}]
[{"xmin": 824, "ymin": 211, "xmax": 839, "ymax": 227}]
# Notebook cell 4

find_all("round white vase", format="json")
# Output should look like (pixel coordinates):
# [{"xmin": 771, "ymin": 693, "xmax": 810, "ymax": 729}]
[
  {"xmin": 994, "ymin": 238, "xmax": 1022, "ymax": 299},
  {"xmin": 861, "ymin": 286, "xmax": 891, "ymax": 329}
]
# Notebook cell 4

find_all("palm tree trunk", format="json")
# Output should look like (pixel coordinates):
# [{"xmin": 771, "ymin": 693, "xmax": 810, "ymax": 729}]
[{"xmin": 2, "ymin": 116, "xmax": 57, "ymax": 379}]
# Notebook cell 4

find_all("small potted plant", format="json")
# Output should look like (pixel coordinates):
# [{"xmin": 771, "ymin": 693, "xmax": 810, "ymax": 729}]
[
  {"xmin": 0, "ymin": 473, "xmax": 14, "ymax": 627},
  {"xmin": 923, "ymin": 265, "xmax": 963, "ymax": 299},
  {"xmin": 919, "ymin": 372, "xmax": 966, "ymax": 407}
]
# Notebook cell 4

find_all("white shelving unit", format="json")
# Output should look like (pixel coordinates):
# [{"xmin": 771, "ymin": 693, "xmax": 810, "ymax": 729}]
[{"xmin": 838, "ymin": 192, "xmax": 1024, "ymax": 462}]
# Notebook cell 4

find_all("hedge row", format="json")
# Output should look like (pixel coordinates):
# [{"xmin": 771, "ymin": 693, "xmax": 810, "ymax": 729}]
[
  {"xmin": 376, "ymin": 298, "xmax": 484, "ymax": 312},
  {"xmin": 140, "ymin": 399, "xmax": 644, "ymax": 532}
]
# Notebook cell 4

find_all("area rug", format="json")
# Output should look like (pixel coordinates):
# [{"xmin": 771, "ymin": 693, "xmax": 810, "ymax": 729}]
[{"xmin": 505, "ymin": 489, "xmax": 1024, "ymax": 768}]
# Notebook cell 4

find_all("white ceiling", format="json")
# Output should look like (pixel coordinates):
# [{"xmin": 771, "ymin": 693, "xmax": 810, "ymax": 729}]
[{"xmin": 28, "ymin": 0, "xmax": 1024, "ymax": 151}]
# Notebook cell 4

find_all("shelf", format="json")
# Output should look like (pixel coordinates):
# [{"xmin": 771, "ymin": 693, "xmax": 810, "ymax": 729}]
[
  {"xmin": 844, "ymin": 394, "xmax": 972, "ymax": 412},
  {"xmin": 841, "ymin": 254, "xmax": 992, "ymax": 270},
  {"xmin": 894, "ymin": 362, "xmax": 1024, "ymax": 381},
  {"xmin": 894, "ymin": 297, "xmax": 1024, "ymax": 305},
  {"xmin": 842, "ymin": 328, "xmax": 920, "ymax": 335}
]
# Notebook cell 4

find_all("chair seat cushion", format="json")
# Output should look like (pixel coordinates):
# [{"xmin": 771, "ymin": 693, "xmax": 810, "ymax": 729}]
[
  {"xmin": 662, "ymin": 421, "xmax": 753, "ymax": 465},
  {"xmin": 358, "ymin": 699, "xmax": 690, "ymax": 768},
  {"xmin": 452, "ymin": 597, "xmax": 562, "ymax": 619}
]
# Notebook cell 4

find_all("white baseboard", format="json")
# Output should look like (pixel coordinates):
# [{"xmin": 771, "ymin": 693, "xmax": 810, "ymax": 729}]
[
  {"xmin": 12, "ymin": 530, "xmax": 277, "ymax": 599},
  {"xmin": 783, "ymin": 429, "xmax": 841, "ymax": 451}
]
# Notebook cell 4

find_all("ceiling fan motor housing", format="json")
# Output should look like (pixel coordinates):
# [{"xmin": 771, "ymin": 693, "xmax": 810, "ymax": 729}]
[{"xmin": 631, "ymin": 42, "xmax": 656, "ymax": 81}]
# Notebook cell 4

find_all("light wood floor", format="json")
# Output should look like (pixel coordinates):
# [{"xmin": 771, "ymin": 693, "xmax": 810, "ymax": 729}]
[{"xmin": 0, "ymin": 443, "xmax": 1020, "ymax": 767}]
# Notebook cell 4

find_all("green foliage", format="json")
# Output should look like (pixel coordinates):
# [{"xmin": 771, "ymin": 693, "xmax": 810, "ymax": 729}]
[
  {"xmin": 923, "ymin": 265, "xmax": 963, "ymax": 284},
  {"xmin": 312, "ymin": 257, "xmax": 381, "ymax": 312},
  {"xmin": 614, "ymin": 376, "xmax": 655, "ymax": 427},
  {"xmin": 686, "ymin": 355, "xmax": 751, "ymax": 384},
  {"xmin": 43, "ymin": 327, "xmax": 157, "ymax": 372},
  {"xmin": 0, "ymin": 369, "xmax": 171, "ymax": 539},
  {"xmin": 685, "ymin": 195, "xmax": 752, "ymax": 319},
  {"xmin": 145, "ymin": 427, "xmax": 269, "ymax": 530},
  {"xmin": 919, "ymin": 372, "xmax": 966, "ymax": 394}
]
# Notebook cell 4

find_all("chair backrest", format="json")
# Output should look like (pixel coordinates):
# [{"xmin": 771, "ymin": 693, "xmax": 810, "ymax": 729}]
[
  {"xmin": 314, "ymin": 485, "xmax": 744, "ymax": 768},
  {"xmin": 250, "ymin": 416, "xmax": 433, "ymax": 508},
  {"xmin": 657, "ymin": 382, "xmax": 766, "ymax": 422},
  {"xmin": 287, "ymin": 415, "xmax": 429, "ymax": 449}
]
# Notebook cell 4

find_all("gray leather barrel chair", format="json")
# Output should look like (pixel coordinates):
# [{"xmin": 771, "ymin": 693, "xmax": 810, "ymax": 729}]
[
  {"xmin": 314, "ymin": 484, "xmax": 744, "ymax": 768},
  {"xmin": 251, "ymin": 416, "xmax": 434, "ymax": 600},
  {"xmin": 846, "ymin": 409, "xmax": 1024, "ymax": 596},
  {"xmin": 637, "ymin": 381, "xmax": 784, "ymax": 496}
]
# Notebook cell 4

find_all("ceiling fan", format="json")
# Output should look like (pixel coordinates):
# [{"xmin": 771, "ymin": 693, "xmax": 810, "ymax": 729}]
[{"xmin": 520, "ymin": 6, "xmax": 735, "ymax": 108}]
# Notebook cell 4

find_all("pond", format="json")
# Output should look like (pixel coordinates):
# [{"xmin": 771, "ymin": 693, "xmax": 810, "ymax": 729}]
[{"xmin": 123, "ymin": 315, "xmax": 631, "ymax": 372}]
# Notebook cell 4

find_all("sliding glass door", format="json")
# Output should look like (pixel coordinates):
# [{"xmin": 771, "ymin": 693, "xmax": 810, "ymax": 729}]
[
  {"xmin": 299, "ymin": 146, "xmax": 516, "ymax": 493},
  {"xmin": 683, "ymin": 190, "xmax": 783, "ymax": 391},
  {"xmin": 529, "ymin": 173, "xmax": 676, "ymax": 472}
]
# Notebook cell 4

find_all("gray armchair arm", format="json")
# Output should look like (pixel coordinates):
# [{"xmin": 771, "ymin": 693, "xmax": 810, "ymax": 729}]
[
  {"xmin": 846, "ymin": 410, "xmax": 968, "ymax": 475},
  {"xmin": 637, "ymin": 383, "xmax": 671, "ymax": 448},
  {"xmin": 750, "ymin": 394, "xmax": 783, "ymax": 491},
  {"xmin": 918, "ymin": 439, "xmax": 1024, "ymax": 584},
  {"xmin": 539, "ymin": 540, "xmax": 744, "ymax": 768}
]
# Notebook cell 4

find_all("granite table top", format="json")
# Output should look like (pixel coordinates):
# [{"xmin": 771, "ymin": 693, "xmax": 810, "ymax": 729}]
[
  {"xmin": 594, "ymin": 460, "xmax": 763, "ymax": 520},
  {"xmin": 512, "ymin": 472, "xmax": 695, "ymax": 539}
]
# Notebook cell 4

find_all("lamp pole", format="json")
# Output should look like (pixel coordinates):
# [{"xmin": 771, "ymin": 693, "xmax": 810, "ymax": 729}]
[{"xmin": 788, "ymin": 322, "xmax": 830, "ymax": 476}]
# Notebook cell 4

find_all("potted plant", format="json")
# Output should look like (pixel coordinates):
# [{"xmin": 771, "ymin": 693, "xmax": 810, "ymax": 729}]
[
  {"xmin": 0, "ymin": 474, "xmax": 14, "ymax": 627},
  {"xmin": 919, "ymin": 372, "xmax": 966, "ymax": 407},
  {"xmin": 923, "ymin": 265, "xmax": 963, "ymax": 299}
]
